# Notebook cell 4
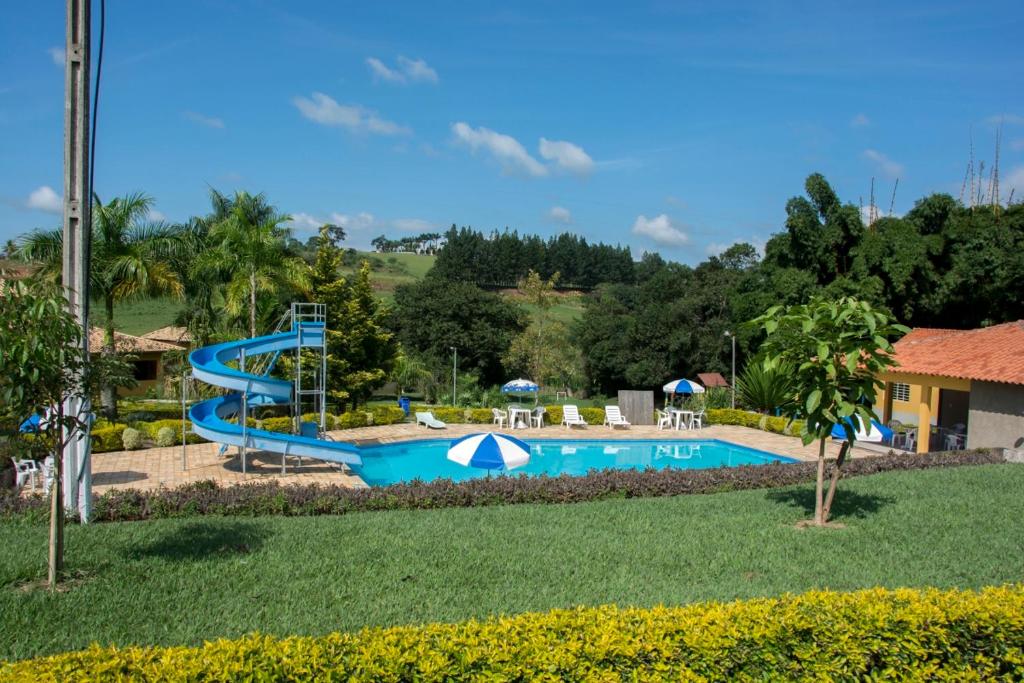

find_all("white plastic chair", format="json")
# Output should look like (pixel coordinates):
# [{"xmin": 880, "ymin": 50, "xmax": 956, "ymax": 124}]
[
  {"xmin": 14, "ymin": 458, "xmax": 41, "ymax": 491},
  {"xmin": 561, "ymin": 405, "xmax": 587, "ymax": 428},
  {"xmin": 492, "ymin": 408, "xmax": 508, "ymax": 428},
  {"xmin": 530, "ymin": 407, "xmax": 545, "ymax": 428},
  {"xmin": 603, "ymin": 405, "xmax": 631, "ymax": 429},
  {"xmin": 656, "ymin": 410, "xmax": 673, "ymax": 430},
  {"xmin": 690, "ymin": 409, "xmax": 705, "ymax": 430}
]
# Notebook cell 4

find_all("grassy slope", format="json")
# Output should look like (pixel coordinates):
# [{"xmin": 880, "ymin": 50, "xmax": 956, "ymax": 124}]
[
  {"xmin": 103, "ymin": 251, "xmax": 586, "ymax": 336},
  {"xmin": 3, "ymin": 464, "xmax": 1023, "ymax": 660}
]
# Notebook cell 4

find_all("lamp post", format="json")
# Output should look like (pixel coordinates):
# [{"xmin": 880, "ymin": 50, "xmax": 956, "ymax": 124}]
[
  {"xmin": 724, "ymin": 331, "xmax": 736, "ymax": 409},
  {"xmin": 450, "ymin": 347, "xmax": 457, "ymax": 406}
]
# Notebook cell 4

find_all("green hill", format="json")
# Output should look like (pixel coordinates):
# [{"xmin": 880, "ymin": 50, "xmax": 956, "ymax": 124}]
[{"xmin": 106, "ymin": 249, "xmax": 586, "ymax": 337}]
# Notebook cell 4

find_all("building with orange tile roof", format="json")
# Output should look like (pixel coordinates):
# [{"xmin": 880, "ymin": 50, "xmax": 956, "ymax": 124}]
[
  {"xmin": 88, "ymin": 327, "xmax": 182, "ymax": 397},
  {"xmin": 875, "ymin": 321, "xmax": 1024, "ymax": 454}
]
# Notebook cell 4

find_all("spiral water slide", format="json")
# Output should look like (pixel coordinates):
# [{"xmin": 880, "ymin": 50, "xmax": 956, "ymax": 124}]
[{"xmin": 187, "ymin": 320, "xmax": 362, "ymax": 466}]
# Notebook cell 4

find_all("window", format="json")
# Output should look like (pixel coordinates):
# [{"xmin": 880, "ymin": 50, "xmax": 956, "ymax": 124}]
[
  {"xmin": 132, "ymin": 359, "xmax": 158, "ymax": 381},
  {"xmin": 891, "ymin": 382, "xmax": 911, "ymax": 402}
]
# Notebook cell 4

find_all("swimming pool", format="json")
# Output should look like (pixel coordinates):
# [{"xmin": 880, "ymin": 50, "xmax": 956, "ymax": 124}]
[{"xmin": 349, "ymin": 438, "xmax": 796, "ymax": 487}]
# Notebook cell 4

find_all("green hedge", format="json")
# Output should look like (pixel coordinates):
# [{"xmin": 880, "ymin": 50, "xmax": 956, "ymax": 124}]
[
  {"xmin": 90, "ymin": 425, "xmax": 126, "ymax": 453},
  {"xmin": 369, "ymin": 405, "xmax": 406, "ymax": 426},
  {"xmin": 579, "ymin": 407, "xmax": 605, "ymax": 425},
  {"xmin": 336, "ymin": 412, "xmax": 370, "ymax": 429},
  {"xmin": 707, "ymin": 408, "xmax": 806, "ymax": 436},
  {"xmin": 5, "ymin": 586, "xmax": 1023, "ymax": 680},
  {"xmin": 139, "ymin": 419, "xmax": 206, "ymax": 445}
]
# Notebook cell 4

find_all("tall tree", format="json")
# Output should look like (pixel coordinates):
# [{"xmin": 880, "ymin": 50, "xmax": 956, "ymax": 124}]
[
  {"xmin": 391, "ymin": 277, "xmax": 525, "ymax": 385},
  {"xmin": 17, "ymin": 192, "xmax": 184, "ymax": 417},
  {"xmin": 199, "ymin": 191, "xmax": 308, "ymax": 338},
  {"xmin": 309, "ymin": 226, "xmax": 398, "ymax": 408}
]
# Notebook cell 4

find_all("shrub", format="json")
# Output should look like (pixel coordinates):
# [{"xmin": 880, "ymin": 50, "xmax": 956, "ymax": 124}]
[
  {"xmin": 260, "ymin": 417, "xmax": 293, "ymax": 434},
  {"xmin": 2, "ymin": 449, "xmax": 1000, "ymax": 524},
  {"xmin": 90, "ymin": 425, "xmax": 126, "ymax": 453},
  {"xmin": 467, "ymin": 408, "xmax": 494, "ymax": 424},
  {"xmin": 543, "ymin": 405, "xmax": 564, "ymax": 425},
  {"xmin": 369, "ymin": 405, "xmax": 406, "ymax": 426},
  {"xmin": 140, "ymin": 419, "xmax": 206, "ymax": 445},
  {"xmin": 579, "ymin": 407, "xmax": 605, "ymax": 425},
  {"xmin": 336, "ymin": 412, "xmax": 370, "ymax": 430},
  {"xmin": 6, "ymin": 586, "xmax": 1024, "ymax": 680},
  {"xmin": 121, "ymin": 427, "xmax": 144, "ymax": 451},
  {"xmin": 155, "ymin": 427, "xmax": 176, "ymax": 448}
]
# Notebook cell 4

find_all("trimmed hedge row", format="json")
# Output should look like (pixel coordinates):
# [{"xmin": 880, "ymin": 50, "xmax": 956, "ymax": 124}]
[
  {"xmin": 412, "ymin": 404, "xmax": 606, "ymax": 427},
  {"xmin": 5, "ymin": 586, "xmax": 1023, "ymax": 680},
  {"xmin": 706, "ymin": 408, "xmax": 807, "ymax": 435},
  {"xmin": 1, "ymin": 449, "xmax": 1003, "ymax": 523}
]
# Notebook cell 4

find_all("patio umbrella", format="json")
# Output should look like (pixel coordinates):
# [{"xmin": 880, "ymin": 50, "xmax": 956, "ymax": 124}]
[
  {"xmin": 662, "ymin": 378, "xmax": 705, "ymax": 407},
  {"xmin": 502, "ymin": 378, "xmax": 539, "ymax": 404},
  {"xmin": 830, "ymin": 417, "xmax": 894, "ymax": 444},
  {"xmin": 447, "ymin": 432, "xmax": 531, "ymax": 471}
]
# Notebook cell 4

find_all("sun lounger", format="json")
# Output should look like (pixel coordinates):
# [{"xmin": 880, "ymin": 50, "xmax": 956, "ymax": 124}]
[
  {"xmin": 415, "ymin": 411, "xmax": 447, "ymax": 429},
  {"xmin": 603, "ymin": 405, "xmax": 630, "ymax": 428},
  {"xmin": 561, "ymin": 404, "xmax": 587, "ymax": 428}
]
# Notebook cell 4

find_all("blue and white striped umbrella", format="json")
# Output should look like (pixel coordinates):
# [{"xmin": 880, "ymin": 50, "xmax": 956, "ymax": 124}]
[
  {"xmin": 662, "ymin": 379, "xmax": 705, "ymax": 394},
  {"xmin": 447, "ymin": 432, "xmax": 532, "ymax": 470},
  {"xmin": 501, "ymin": 378, "xmax": 539, "ymax": 394}
]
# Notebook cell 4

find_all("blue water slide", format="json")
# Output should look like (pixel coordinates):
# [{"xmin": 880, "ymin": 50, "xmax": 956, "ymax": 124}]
[{"xmin": 187, "ymin": 322, "xmax": 362, "ymax": 466}]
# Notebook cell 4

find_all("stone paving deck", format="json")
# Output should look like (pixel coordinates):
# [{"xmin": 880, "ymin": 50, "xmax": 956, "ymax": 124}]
[{"xmin": 86, "ymin": 422, "xmax": 880, "ymax": 495}]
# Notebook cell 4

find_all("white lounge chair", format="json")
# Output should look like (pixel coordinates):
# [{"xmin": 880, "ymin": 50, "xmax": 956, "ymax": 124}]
[
  {"xmin": 492, "ymin": 408, "xmax": 508, "ymax": 428},
  {"xmin": 656, "ymin": 409, "xmax": 673, "ymax": 430},
  {"xmin": 531, "ymin": 406, "xmax": 546, "ymax": 428},
  {"xmin": 603, "ymin": 405, "xmax": 630, "ymax": 429},
  {"xmin": 14, "ymin": 458, "xmax": 41, "ymax": 491},
  {"xmin": 561, "ymin": 404, "xmax": 587, "ymax": 428},
  {"xmin": 415, "ymin": 411, "xmax": 447, "ymax": 429}
]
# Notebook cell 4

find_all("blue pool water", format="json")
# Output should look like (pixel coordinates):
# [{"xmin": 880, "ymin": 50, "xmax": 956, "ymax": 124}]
[{"xmin": 349, "ymin": 438, "xmax": 796, "ymax": 487}]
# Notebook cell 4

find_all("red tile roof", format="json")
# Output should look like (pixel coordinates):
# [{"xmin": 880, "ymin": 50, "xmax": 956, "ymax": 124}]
[
  {"xmin": 697, "ymin": 372, "xmax": 730, "ymax": 388},
  {"xmin": 88, "ymin": 327, "xmax": 182, "ymax": 354},
  {"xmin": 890, "ymin": 320, "xmax": 1024, "ymax": 386}
]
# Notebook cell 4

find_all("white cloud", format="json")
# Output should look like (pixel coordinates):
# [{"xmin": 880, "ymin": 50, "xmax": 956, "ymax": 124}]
[
  {"xmin": 148, "ymin": 209, "xmax": 167, "ymax": 222},
  {"xmin": 862, "ymin": 149, "xmax": 904, "ymax": 179},
  {"xmin": 451, "ymin": 122, "xmax": 547, "ymax": 177},
  {"xmin": 366, "ymin": 57, "xmax": 403, "ymax": 83},
  {"xmin": 397, "ymin": 56, "xmax": 439, "ymax": 83},
  {"xmin": 631, "ymin": 214, "xmax": 689, "ymax": 247},
  {"xmin": 48, "ymin": 47, "xmax": 64, "ymax": 66},
  {"xmin": 293, "ymin": 92, "xmax": 410, "ymax": 136},
  {"xmin": 1004, "ymin": 166, "xmax": 1024, "ymax": 200},
  {"xmin": 851, "ymin": 113, "xmax": 870, "ymax": 127},
  {"xmin": 366, "ymin": 56, "xmax": 439, "ymax": 84},
  {"xmin": 183, "ymin": 111, "xmax": 225, "ymax": 129},
  {"xmin": 26, "ymin": 185, "xmax": 62, "ymax": 214},
  {"xmin": 538, "ymin": 138, "xmax": 594, "ymax": 176},
  {"xmin": 706, "ymin": 238, "xmax": 767, "ymax": 258},
  {"xmin": 329, "ymin": 212, "xmax": 376, "ymax": 231},
  {"xmin": 392, "ymin": 217, "xmax": 435, "ymax": 232},
  {"xmin": 287, "ymin": 212, "xmax": 324, "ymax": 231},
  {"xmin": 548, "ymin": 206, "xmax": 572, "ymax": 224}
]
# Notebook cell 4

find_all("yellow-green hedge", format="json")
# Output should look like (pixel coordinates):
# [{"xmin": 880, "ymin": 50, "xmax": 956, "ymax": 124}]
[
  {"xmin": 5, "ymin": 586, "xmax": 1023, "ymax": 680},
  {"xmin": 90, "ymin": 425, "xmax": 126, "ymax": 453},
  {"xmin": 708, "ymin": 408, "xmax": 806, "ymax": 436}
]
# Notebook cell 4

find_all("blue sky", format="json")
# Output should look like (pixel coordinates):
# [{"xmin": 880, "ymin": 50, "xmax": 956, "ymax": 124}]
[{"xmin": 2, "ymin": 1, "xmax": 1023, "ymax": 261}]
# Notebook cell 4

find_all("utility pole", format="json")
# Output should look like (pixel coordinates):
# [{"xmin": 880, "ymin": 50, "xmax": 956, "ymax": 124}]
[
  {"xmin": 451, "ymin": 347, "xmax": 457, "ymax": 406},
  {"xmin": 63, "ymin": 0, "xmax": 92, "ymax": 521},
  {"xmin": 724, "ymin": 331, "xmax": 736, "ymax": 409}
]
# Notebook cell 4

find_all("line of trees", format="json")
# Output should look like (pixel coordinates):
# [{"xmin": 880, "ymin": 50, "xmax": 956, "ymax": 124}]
[{"xmin": 430, "ymin": 225, "xmax": 635, "ymax": 289}]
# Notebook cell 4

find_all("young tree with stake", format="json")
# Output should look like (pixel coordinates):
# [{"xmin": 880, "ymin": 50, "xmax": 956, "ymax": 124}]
[{"xmin": 752, "ymin": 297, "xmax": 907, "ymax": 526}]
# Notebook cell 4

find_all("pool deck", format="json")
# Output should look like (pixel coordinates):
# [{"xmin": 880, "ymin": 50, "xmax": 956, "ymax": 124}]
[{"xmin": 83, "ymin": 422, "xmax": 883, "ymax": 495}]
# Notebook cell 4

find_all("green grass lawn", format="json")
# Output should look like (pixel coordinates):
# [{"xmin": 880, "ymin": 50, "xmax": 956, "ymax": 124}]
[
  {"xmin": 99, "ymin": 297, "xmax": 185, "ymax": 337},
  {"xmin": 3, "ymin": 464, "xmax": 1023, "ymax": 661}
]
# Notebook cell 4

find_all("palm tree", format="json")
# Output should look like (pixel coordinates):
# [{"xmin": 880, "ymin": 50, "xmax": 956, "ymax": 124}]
[
  {"xmin": 17, "ymin": 192, "xmax": 185, "ymax": 417},
  {"xmin": 199, "ymin": 191, "xmax": 308, "ymax": 338}
]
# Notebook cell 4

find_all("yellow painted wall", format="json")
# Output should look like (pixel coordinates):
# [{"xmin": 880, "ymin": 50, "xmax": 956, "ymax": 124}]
[{"xmin": 874, "ymin": 383, "xmax": 940, "ymax": 426}]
